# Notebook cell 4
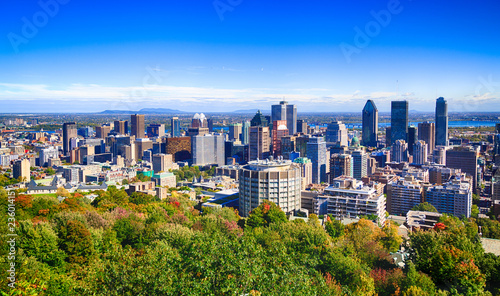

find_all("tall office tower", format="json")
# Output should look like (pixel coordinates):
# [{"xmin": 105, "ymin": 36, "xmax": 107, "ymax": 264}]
[
  {"xmin": 407, "ymin": 125, "xmax": 417, "ymax": 155},
  {"xmin": 392, "ymin": 139, "xmax": 409, "ymax": 163},
  {"xmin": 413, "ymin": 140, "xmax": 428, "ymax": 165},
  {"xmin": 351, "ymin": 149, "xmax": 368, "ymax": 180},
  {"xmin": 272, "ymin": 120, "xmax": 289, "ymax": 156},
  {"xmin": 241, "ymin": 121, "xmax": 250, "ymax": 145},
  {"xmin": 329, "ymin": 153, "xmax": 353, "ymax": 182},
  {"xmin": 271, "ymin": 101, "xmax": 297, "ymax": 134},
  {"xmin": 387, "ymin": 177, "xmax": 424, "ymax": 215},
  {"xmin": 63, "ymin": 122, "xmax": 77, "ymax": 156},
  {"xmin": 433, "ymin": 146, "xmax": 446, "ymax": 165},
  {"xmin": 297, "ymin": 119, "xmax": 308, "ymax": 134},
  {"xmin": 293, "ymin": 157, "xmax": 313, "ymax": 189},
  {"xmin": 97, "ymin": 125, "xmax": 111, "ymax": 139},
  {"xmin": 326, "ymin": 121, "xmax": 348, "ymax": 146},
  {"xmin": 171, "ymin": 117, "xmax": 181, "ymax": 137},
  {"xmin": 435, "ymin": 97, "xmax": 448, "ymax": 146},
  {"xmin": 307, "ymin": 137, "xmax": 327, "ymax": 184},
  {"xmin": 281, "ymin": 135, "xmax": 296, "ymax": 160},
  {"xmin": 385, "ymin": 127, "xmax": 391, "ymax": 148},
  {"xmin": 13, "ymin": 158, "xmax": 30, "ymax": 182},
  {"xmin": 192, "ymin": 134, "xmax": 225, "ymax": 166},
  {"xmin": 361, "ymin": 99, "xmax": 378, "ymax": 147},
  {"xmin": 114, "ymin": 120, "xmax": 128, "ymax": 135},
  {"xmin": 494, "ymin": 123, "xmax": 500, "ymax": 158},
  {"xmin": 418, "ymin": 121, "xmax": 435, "ymax": 154},
  {"xmin": 446, "ymin": 146, "xmax": 479, "ymax": 189},
  {"xmin": 207, "ymin": 118, "xmax": 214, "ymax": 133},
  {"xmin": 191, "ymin": 113, "xmax": 207, "ymax": 128},
  {"xmin": 239, "ymin": 159, "xmax": 301, "ymax": 217},
  {"xmin": 147, "ymin": 124, "xmax": 165, "ymax": 138},
  {"xmin": 250, "ymin": 110, "xmax": 268, "ymax": 127},
  {"xmin": 134, "ymin": 138, "xmax": 153, "ymax": 161},
  {"xmin": 249, "ymin": 126, "xmax": 270, "ymax": 161},
  {"xmin": 78, "ymin": 145, "xmax": 95, "ymax": 164},
  {"xmin": 39, "ymin": 147, "xmax": 59, "ymax": 167},
  {"xmin": 152, "ymin": 153, "xmax": 173, "ymax": 173},
  {"xmin": 391, "ymin": 100, "xmax": 409, "ymax": 145},
  {"xmin": 426, "ymin": 180, "xmax": 472, "ymax": 218},
  {"xmin": 131, "ymin": 114, "xmax": 145, "ymax": 139},
  {"xmin": 164, "ymin": 137, "xmax": 191, "ymax": 162},
  {"xmin": 229, "ymin": 123, "xmax": 242, "ymax": 141}
]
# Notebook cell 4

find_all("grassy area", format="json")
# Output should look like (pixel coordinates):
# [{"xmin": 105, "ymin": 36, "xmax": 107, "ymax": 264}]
[{"xmin": 30, "ymin": 193, "xmax": 58, "ymax": 198}]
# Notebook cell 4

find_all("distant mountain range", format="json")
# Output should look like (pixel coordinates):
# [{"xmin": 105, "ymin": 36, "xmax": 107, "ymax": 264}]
[
  {"xmin": 99, "ymin": 108, "xmax": 188, "ymax": 114},
  {"xmin": 231, "ymin": 109, "xmax": 270, "ymax": 114}
]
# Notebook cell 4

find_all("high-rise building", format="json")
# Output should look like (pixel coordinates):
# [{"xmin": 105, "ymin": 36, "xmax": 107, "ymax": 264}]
[
  {"xmin": 297, "ymin": 119, "xmax": 308, "ymax": 134},
  {"xmin": 271, "ymin": 101, "xmax": 297, "ymax": 135},
  {"xmin": 239, "ymin": 159, "xmax": 301, "ymax": 217},
  {"xmin": 326, "ymin": 121, "xmax": 348, "ymax": 146},
  {"xmin": 134, "ymin": 138, "xmax": 153, "ymax": 161},
  {"xmin": 351, "ymin": 149, "xmax": 367, "ymax": 180},
  {"xmin": 147, "ymin": 124, "xmax": 165, "ymax": 138},
  {"xmin": 407, "ymin": 125, "xmax": 417, "ymax": 155},
  {"xmin": 114, "ymin": 120, "xmax": 128, "ymax": 135},
  {"xmin": 152, "ymin": 153, "xmax": 173, "ymax": 173},
  {"xmin": 63, "ymin": 122, "xmax": 77, "ymax": 156},
  {"xmin": 192, "ymin": 134, "xmax": 225, "ymax": 166},
  {"xmin": 426, "ymin": 179, "xmax": 472, "ymax": 218},
  {"xmin": 387, "ymin": 177, "xmax": 424, "ymax": 215},
  {"xmin": 131, "ymin": 114, "xmax": 145, "ymax": 139},
  {"xmin": 250, "ymin": 110, "xmax": 268, "ymax": 127},
  {"xmin": 96, "ymin": 125, "xmax": 111, "ymax": 139},
  {"xmin": 418, "ymin": 121, "xmax": 435, "ymax": 154},
  {"xmin": 435, "ymin": 97, "xmax": 448, "ymax": 146},
  {"xmin": 241, "ymin": 121, "xmax": 250, "ymax": 145},
  {"xmin": 362, "ymin": 100, "xmax": 378, "ymax": 147},
  {"xmin": 391, "ymin": 100, "xmax": 409, "ymax": 145},
  {"xmin": 191, "ymin": 113, "xmax": 207, "ymax": 128},
  {"xmin": 385, "ymin": 127, "xmax": 391, "ymax": 148},
  {"xmin": 272, "ymin": 120, "xmax": 289, "ymax": 156},
  {"xmin": 281, "ymin": 135, "xmax": 296, "ymax": 160},
  {"xmin": 171, "ymin": 117, "xmax": 181, "ymax": 137},
  {"xmin": 446, "ymin": 146, "xmax": 478, "ymax": 189},
  {"xmin": 293, "ymin": 157, "xmax": 313, "ymax": 190},
  {"xmin": 433, "ymin": 146, "xmax": 446, "ymax": 165},
  {"xmin": 229, "ymin": 123, "xmax": 242, "ymax": 141},
  {"xmin": 316, "ymin": 177, "xmax": 386, "ymax": 224},
  {"xmin": 207, "ymin": 118, "xmax": 214, "ymax": 133},
  {"xmin": 249, "ymin": 126, "xmax": 270, "ymax": 161},
  {"xmin": 13, "ymin": 158, "xmax": 30, "ymax": 182},
  {"xmin": 413, "ymin": 140, "xmax": 428, "ymax": 165},
  {"xmin": 39, "ymin": 147, "xmax": 59, "ymax": 167},
  {"xmin": 329, "ymin": 153, "xmax": 353, "ymax": 182},
  {"xmin": 164, "ymin": 137, "xmax": 191, "ymax": 162},
  {"xmin": 307, "ymin": 137, "xmax": 327, "ymax": 184},
  {"xmin": 392, "ymin": 140, "xmax": 409, "ymax": 163}
]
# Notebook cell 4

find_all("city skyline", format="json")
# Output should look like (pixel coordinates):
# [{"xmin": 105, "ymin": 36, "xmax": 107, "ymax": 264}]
[{"xmin": 1, "ymin": 1, "xmax": 499, "ymax": 113}]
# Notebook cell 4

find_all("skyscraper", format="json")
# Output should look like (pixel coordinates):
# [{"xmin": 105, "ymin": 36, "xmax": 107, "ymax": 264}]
[
  {"xmin": 329, "ymin": 153, "xmax": 353, "ymax": 182},
  {"xmin": 271, "ymin": 101, "xmax": 297, "ymax": 135},
  {"xmin": 192, "ymin": 134, "xmax": 225, "ymax": 167},
  {"xmin": 131, "ymin": 114, "xmax": 145, "ymax": 139},
  {"xmin": 446, "ymin": 146, "xmax": 478, "ymax": 189},
  {"xmin": 250, "ymin": 110, "xmax": 268, "ymax": 127},
  {"xmin": 392, "ymin": 139, "xmax": 409, "ymax": 163},
  {"xmin": 391, "ymin": 101, "xmax": 409, "ymax": 145},
  {"xmin": 413, "ymin": 140, "xmax": 428, "ymax": 165},
  {"xmin": 351, "ymin": 150, "xmax": 367, "ymax": 180},
  {"xmin": 435, "ymin": 97, "xmax": 448, "ymax": 146},
  {"xmin": 171, "ymin": 117, "xmax": 181, "ymax": 137},
  {"xmin": 13, "ymin": 158, "xmax": 30, "ymax": 182},
  {"xmin": 297, "ymin": 119, "xmax": 308, "ymax": 134},
  {"xmin": 418, "ymin": 121, "xmax": 435, "ymax": 154},
  {"xmin": 307, "ymin": 137, "xmax": 327, "ymax": 184},
  {"xmin": 229, "ymin": 123, "xmax": 242, "ymax": 141},
  {"xmin": 249, "ymin": 126, "xmax": 270, "ymax": 161},
  {"xmin": 241, "ymin": 121, "xmax": 250, "ymax": 145},
  {"xmin": 407, "ymin": 125, "xmax": 417, "ymax": 155},
  {"xmin": 63, "ymin": 122, "xmax": 77, "ymax": 156},
  {"xmin": 326, "ymin": 121, "xmax": 348, "ymax": 146},
  {"xmin": 362, "ymin": 100, "xmax": 378, "ymax": 147},
  {"xmin": 272, "ymin": 120, "xmax": 289, "ymax": 156},
  {"xmin": 114, "ymin": 120, "xmax": 128, "ymax": 135},
  {"xmin": 147, "ymin": 124, "xmax": 165, "ymax": 138}
]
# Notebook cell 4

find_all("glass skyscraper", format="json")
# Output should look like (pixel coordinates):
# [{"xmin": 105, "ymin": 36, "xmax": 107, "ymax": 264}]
[
  {"xmin": 171, "ymin": 117, "xmax": 180, "ymax": 137},
  {"xmin": 391, "ymin": 101, "xmax": 409, "ymax": 145},
  {"xmin": 361, "ymin": 99, "xmax": 378, "ymax": 147},
  {"xmin": 435, "ymin": 97, "xmax": 448, "ymax": 146}
]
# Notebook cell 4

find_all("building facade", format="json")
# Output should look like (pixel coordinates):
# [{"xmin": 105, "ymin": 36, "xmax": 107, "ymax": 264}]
[{"xmin": 362, "ymin": 99, "xmax": 378, "ymax": 147}]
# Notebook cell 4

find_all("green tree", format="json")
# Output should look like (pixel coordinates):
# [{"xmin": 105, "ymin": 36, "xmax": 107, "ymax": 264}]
[
  {"xmin": 324, "ymin": 215, "xmax": 345, "ymax": 239},
  {"xmin": 59, "ymin": 220, "xmax": 95, "ymax": 264},
  {"xmin": 246, "ymin": 200, "xmax": 287, "ymax": 228},
  {"xmin": 411, "ymin": 202, "xmax": 438, "ymax": 213}
]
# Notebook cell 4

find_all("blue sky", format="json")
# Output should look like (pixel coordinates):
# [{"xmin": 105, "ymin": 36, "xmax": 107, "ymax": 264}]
[{"xmin": 1, "ymin": 0, "xmax": 500, "ymax": 113}]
